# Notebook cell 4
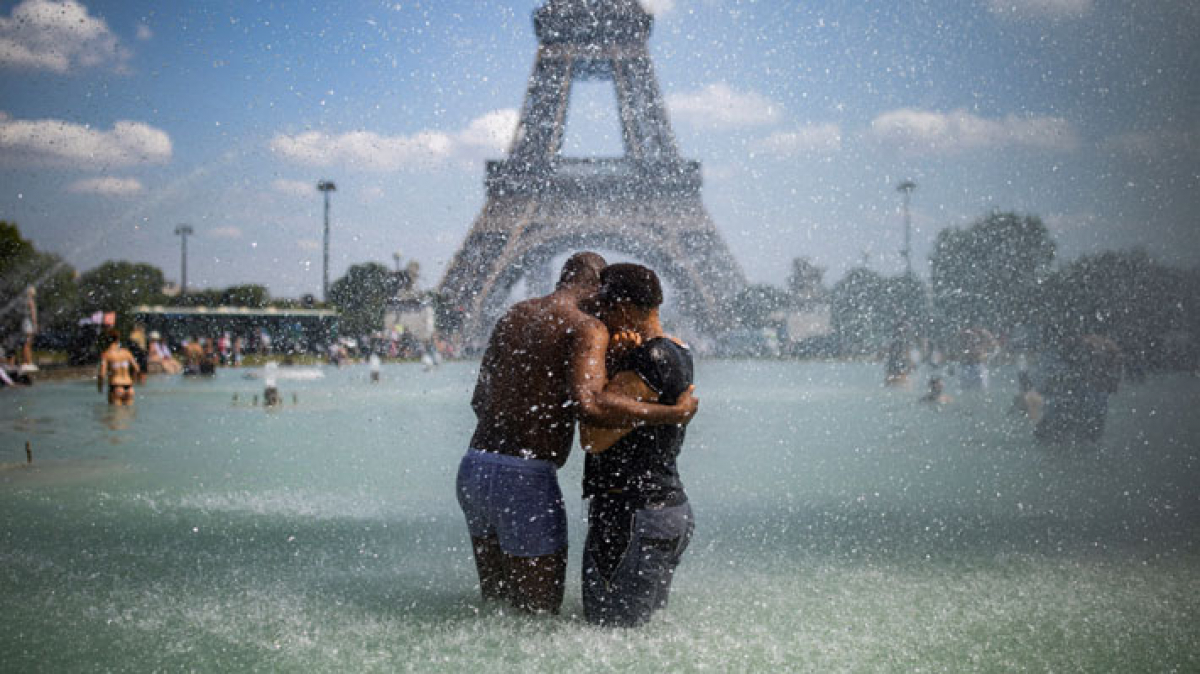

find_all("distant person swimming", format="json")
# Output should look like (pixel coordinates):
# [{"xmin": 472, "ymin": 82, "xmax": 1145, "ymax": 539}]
[
  {"xmin": 579, "ymin": 263, "xmax": 697, "ymax": 628},
  {"xmin": 919, "ymin": 376, "xmax": 953, "ymax": 405},
  {"xmin": 456, "ymin": 252, "xmax": 697, "ymax": 615},
  {"xmin": 98, "ymin": 331, "xmax": 140, "ymax": 405}
]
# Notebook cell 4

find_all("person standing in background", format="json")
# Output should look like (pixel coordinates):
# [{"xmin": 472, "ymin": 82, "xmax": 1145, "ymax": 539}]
[{"xmin": 19, "ymin": 286, "xmax": 37, "ymax": 372}]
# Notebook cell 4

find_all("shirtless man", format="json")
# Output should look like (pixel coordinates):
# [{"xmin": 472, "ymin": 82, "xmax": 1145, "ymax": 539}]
[
  {"xmin": 98, "ymin": 331, "xmax": 140, "ymax": 405},
  {"xmin": 456, "ymin": 252, "xmax": 698, "ymax": 614}
]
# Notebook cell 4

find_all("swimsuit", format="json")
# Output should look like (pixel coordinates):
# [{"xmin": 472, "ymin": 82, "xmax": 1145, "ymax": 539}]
[{"xmin": 456, "ymin": 449, "xmax": 567, "ymax": 557}]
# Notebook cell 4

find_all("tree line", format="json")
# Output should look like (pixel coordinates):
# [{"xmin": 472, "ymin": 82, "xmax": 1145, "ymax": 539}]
[
  {"xmin": 729, "ymin": 211, "xmax": 1200, "ymax": 371},
  {"xmin": 5, "ymin": 215, "xmax": 1199, "ymax": 371},
  {"xmin": 0, "ymin": 222, "xmax": 424, "ymax": 349}
]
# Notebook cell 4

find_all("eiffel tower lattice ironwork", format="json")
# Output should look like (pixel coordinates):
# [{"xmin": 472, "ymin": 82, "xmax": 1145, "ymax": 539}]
[{"xmin": 438, "ymin": 0, "xmax": 746, "ymax": 345}]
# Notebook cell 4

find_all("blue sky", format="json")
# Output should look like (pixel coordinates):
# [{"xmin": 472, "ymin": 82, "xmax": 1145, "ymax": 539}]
[{"xmin": 1, "ymin": 0, "xmax": 1197, "ymax": 298}]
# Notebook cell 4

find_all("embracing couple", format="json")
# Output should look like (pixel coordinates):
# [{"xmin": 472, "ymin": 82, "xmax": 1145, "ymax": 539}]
[{"xmin": 456, "ymin": 252, "xmax": 697, "ymax": 627}]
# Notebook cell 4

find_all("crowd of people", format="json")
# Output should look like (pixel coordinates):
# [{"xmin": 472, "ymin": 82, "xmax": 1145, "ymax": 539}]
[{"xmin": 883, "ymin": 325, "xmax": 1125, "ymax": 445}]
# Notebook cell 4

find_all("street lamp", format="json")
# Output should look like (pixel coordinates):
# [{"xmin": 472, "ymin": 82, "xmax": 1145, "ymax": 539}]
[
  {"xmin": 317, "ymin": 180, "xmax": 337, "ymax": 302},
  {"xmin": 393, "ymin": 249, "xmax": 403, "ymax": 273},
  {"xmin": 896, "ymin": 180, "xmax": 917, "ymax": 276},
  {"xmin": 174, "ymin": 224, "xmax": 194, "ymax": 295}
]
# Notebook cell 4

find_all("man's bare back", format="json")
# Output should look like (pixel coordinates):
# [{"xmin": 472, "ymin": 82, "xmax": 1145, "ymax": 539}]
[
  {"xmin": 469, "ymin": 291, "xmax": 601, "ymax": 466},
  {"xmin": 469, "ymin": 278, "xmax": 698, "ymax": 466}
]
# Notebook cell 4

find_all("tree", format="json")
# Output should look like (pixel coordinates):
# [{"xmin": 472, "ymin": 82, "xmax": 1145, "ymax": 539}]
[
  {"xmin": 328, "ymin": 262, "xmax": 395, "ymax": 337},
  {"xmin": 0, "ymin": 221, "xmax": 79, "ymax": 338},
  {"xmin": 831, "ymin": 267, "xmax": 888, "ymax": 354},
  {"xmin": 786, "ymin": 257, "xmax": 827, "ymax": 307},
  {"xmin": 732, "ymin": 283, "xmax": 791, "ymax": 331},
  {"xmin": 929, "ymin": 211, "xmax": 1055, "ymax": 339},
  {"xmin": 221, "ymin": 284, "xmax": 270, "ymax": 307},
  {"xmin": 176, "ymin": 288, "xmax": 223, "ymax": 307},
  {"xmin": 830, "ymin": 268, "xmax": 927, "ymax": 355},
  {"xmin": 77, "ymin": 261, "xmax": 167, "ymax": 334},
  {"xmin": 1040, "ymin": 250, "xmax": 1194, "ymax": 372}
]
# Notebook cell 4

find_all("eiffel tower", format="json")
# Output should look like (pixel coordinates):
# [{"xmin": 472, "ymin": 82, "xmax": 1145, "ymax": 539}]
[{"xmin": 438, "ymin": 0, "xmax": 745, "ymax": 346}]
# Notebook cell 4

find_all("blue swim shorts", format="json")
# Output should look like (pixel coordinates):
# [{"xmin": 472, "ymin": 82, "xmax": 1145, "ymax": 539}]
[{"xmin": 455, "ymin": 449, "xmax": 568, "ymax": 557}]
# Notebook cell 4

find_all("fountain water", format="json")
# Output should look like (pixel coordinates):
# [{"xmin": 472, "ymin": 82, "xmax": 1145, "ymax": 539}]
[{"xmin": 1, "ymin": 361, "xmax": 1197, "ymax": 670}]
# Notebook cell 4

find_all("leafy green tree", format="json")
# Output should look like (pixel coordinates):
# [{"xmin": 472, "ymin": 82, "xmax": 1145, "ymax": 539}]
[
  {"xmin": 786, "ymin": 257, "xmax": 827, "ymax": 307},
  {"xmin": 177, "ymin": 288, "xmax": 223, "ymax": 307},
  {"xmin": 77, "ymin": 261, "xmax": 167, "ymax": 334},
  {"xmin": 0, "ymin": 221, "xmax": 35, "ymax": 266},
  {"xmin": 329, "ymin": 262, "xmax": 395, "ymax": 337},
  {"xmin": 0, "ymin": 222, "xmax": 79, "ymax": 337},
  {"xmin": 930, "ymin": 211, "xmax": 1055, "ymax": 338},
  {"xmin": 221, "ymin": 284, "xmax": 270, "ymax": 307},
  {"xmin": 1040, "ymin": 250, "xmax": 1194, "ymax": 371},
  {"xmin": 733, "ymin": 283, "xmax": 792, "ymax": 330},
  {"xmin": 831, "ymin": 268, "xmax": 927, "ymax": 354}
]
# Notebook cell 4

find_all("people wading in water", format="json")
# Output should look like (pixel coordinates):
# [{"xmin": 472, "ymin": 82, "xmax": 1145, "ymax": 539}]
[{"xmin": 456, "ymin": 252, "xmax": 698, "ymax": 614}]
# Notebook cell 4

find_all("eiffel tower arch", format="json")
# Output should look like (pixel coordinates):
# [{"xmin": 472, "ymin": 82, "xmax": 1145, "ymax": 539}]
[{"xmin": 438, "ymin": 0, "xmax": 746, "ymax": 346}]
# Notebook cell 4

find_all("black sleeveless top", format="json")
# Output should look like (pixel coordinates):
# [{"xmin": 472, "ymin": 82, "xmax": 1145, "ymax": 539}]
[{"xmin": 583, "ymin": 337, "xmax": 693, "ymax": 507}]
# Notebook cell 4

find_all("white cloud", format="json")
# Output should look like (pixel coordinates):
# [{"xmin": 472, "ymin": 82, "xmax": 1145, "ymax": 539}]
[
  {"xmin": 639, "ymin": 0, "xmax": 676, "ymax": 16},
  {"xmin": 269, "ymin": 109, "xmax": 519, "ymax": 172},
  {"xmin": 271, "ymin": 178, "xmax": 317, "ymax": 198},
  {"xmin": 1044, "ymin": 211, "xmax": 1097, "ymax": 234},
  {"xmin": 209, "ymin": 226, "xmax": 243, "ymax": 239},
  {"xmin": 0, "ymin": 112, "xmax": 172, "ymax": 168},
  {"xmin": 67, "ymin": 176, "xmax": 142, "ymax": 196},
  {"xmin": 1103, "ymin": 127, "xmax": 1199, "ymax": 161},
  {"xmin": 135, "ymin": 23, "xmax": 152, "ymax": 41},
  {"xmin": 0, "ymin": 0, "xmax": 132, "ymax": 73},
  {"xmin": 667, "ymin": 83, "xmax": 783, "ymax": 130},
  {"xmin": 985, "ymin": 0, "xmax": 1093, "ymax": 19},
  {"xmin": 868, "ymin": 108, "xmax": 1079, "ymax": 154},
  {"xmin": 752, "ymin": 124, "xmax": 842, "ymax": 157}
]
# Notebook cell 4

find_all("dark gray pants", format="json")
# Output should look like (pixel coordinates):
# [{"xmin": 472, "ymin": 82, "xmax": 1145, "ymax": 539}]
[{"xmin": 582, "ymin": 498, "xmax": 693, "ymax": 627}]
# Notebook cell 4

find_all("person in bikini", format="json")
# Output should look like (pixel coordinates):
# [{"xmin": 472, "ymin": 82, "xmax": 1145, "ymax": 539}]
[
  {"xmin": 579, "ymin": 263, "xmax": 696, "ymax": 627},
  {"xmin": 456, "ymin": 252, "xmax": 698, "ymax": 614},
  {"xmin": 98, "ymin": 330, "xmax": 140, "ymax": 405}
]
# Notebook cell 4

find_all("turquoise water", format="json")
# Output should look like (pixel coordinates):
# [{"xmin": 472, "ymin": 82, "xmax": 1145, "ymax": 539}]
[{"xmin": 2, "ymin": 361, "xmax": 1198, "ymax": 672}]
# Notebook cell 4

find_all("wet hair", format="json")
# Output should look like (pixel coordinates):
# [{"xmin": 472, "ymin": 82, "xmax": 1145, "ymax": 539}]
[
  {"xmin": 557, "ymin": 251, "xmax": 607, "ymax": 289},
  {"xmin": 598, "ymin": 263, "xmax": 663, "ymax": 309}
]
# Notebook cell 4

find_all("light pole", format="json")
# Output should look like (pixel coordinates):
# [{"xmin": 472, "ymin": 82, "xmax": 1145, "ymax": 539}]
[
  {"xmin": 174, "ymin": 224, "xmax": 194, "ymax": 296},
  {"xmin": 896, "ymin": 180, "xmax": 916, "ymax": 276},
  {"xmin": 317, "ymin": 180, "xmax": 337, "ymax": 302},
  {"xmin": 393, "ymin": 250, "xmax": 403, "ymax": 273}
]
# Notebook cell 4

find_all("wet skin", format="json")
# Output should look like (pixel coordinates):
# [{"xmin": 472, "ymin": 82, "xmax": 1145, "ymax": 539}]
[{"xmin": 466, "ymin": 283, "xmax": 697, "ymax": 613}]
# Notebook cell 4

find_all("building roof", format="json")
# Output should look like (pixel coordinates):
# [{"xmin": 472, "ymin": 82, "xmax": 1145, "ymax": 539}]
[{"xmin": 133, "ymin": 305, "xmax": 338, "ymax": 318}]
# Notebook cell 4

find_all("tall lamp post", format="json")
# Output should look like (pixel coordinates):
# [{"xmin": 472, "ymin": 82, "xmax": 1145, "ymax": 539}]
[
  {"xmin": 896, "ymin": 180, "xmax": 916, "ymax": 276},
  {"xmin": 317, "ymin": 180, "xmax": 337, "ymax": 302},
  {"xmin": 174, "ymin": 224, "xmax": 194, "ymax": 296}
]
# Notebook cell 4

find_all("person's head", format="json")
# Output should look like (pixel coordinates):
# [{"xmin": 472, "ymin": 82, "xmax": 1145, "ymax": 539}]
[
  {"xmin": 595, "ymin": 263, "xmax": 663, "ymax": 332},
  {"xmin": 101, "ymin": 329, "xmax": 121, "ymax": 351},
  {"xmin": 556, "ymin": 251, "xmax": 607, "ymax": 292},
  {"xmin": 928, "ymin": 376, "xmax": 944, "ymax": 395},
  {"xmin": 25, "ymin": 286, "xmax": 36, "ymax": 298}
]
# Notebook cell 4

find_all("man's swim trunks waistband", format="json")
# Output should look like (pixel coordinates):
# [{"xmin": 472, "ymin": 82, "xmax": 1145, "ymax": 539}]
[{"xmin": 467, "ymin": 448, "xmax": 557, "ymax": 471}]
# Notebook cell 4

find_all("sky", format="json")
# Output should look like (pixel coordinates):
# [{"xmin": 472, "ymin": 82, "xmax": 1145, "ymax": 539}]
[{"xmin": 1, "ymin": 0, "xmax": 1197, "ymax": 299}]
